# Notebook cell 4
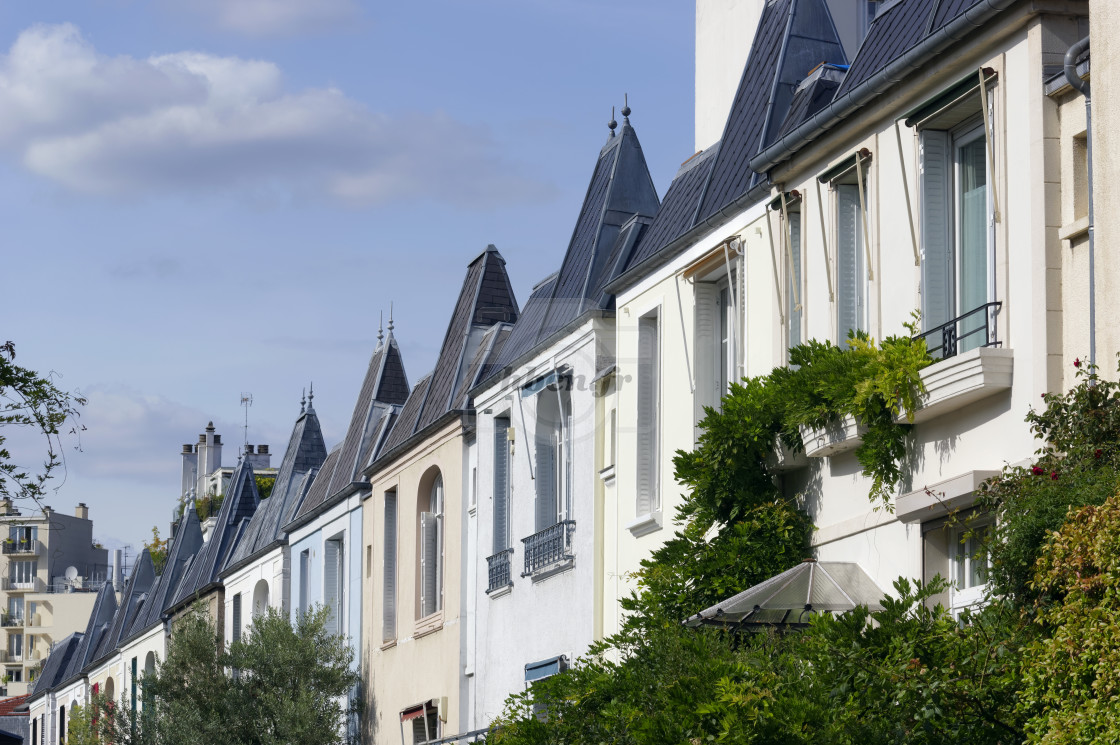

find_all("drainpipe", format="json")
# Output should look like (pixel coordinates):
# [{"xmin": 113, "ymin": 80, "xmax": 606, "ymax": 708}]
[{"xmin": 1064, "ymin": 37, "xmax": 1094, "ymax": 369}]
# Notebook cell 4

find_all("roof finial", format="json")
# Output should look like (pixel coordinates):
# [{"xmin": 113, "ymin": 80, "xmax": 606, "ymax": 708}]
[
  {"xmin": 307, "ymin": 382, "xmax": 314, "ymax": 407},
  {"xmin": 377, "ymin": 310, "xmax": 384, "ymax": 347},
  {"xmin": 621, "ymin": 93, "xmax": 631, "ymax": 124},
  {"xmin": 608, "ymin": 106, "xmax": 617, "ymax": 137},
  {"xmin": 300, "ymin": 388, "xmax": 306, "ymax": 414},
  {"xmin": 388, "ymin": 301, "xmax": 395, "ymax": 336}
]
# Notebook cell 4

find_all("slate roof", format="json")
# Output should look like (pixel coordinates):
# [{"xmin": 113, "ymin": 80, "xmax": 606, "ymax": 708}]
[
  {"xmin": 126, "ymin": 506, "xmax": 204, "ymax": 639},
  {"xmin": 622, "ymin": 0, "xmax": 845, "ymax": 281},
  {"xmin": 225, "ymin": 400, "xmax": 329, "ymax": 570},
  {"xmin": 89, "ymin": 550, "xmax": 156, "ymax": 667},
  {"xmin": 378, "ymin": 246, "xmax": 519, "ymax": 456},
  {"xmin": 58, "ymin": 582, "xmax": 118, "ymax": 688},
  {"xmin": 775, "ymin": 63, "xmax": 846, "ymax": 140},
  {"xmin": 835, "ymin": 0, "xmax": 981, "ymax": 99},
  {"xmin": 452, "ymin": 323, "xmax": 514, "ymax": 410},
  {"xmin": 488, "ymin": 121, "xmax": 658, "ymax": 375},
  {"xmin": 30, "ymin": 634, "xmax": 81, "ymax": 698},
  {"xmin": 171, "ymin": 460, "xmax": 259, "ymax": 610}
]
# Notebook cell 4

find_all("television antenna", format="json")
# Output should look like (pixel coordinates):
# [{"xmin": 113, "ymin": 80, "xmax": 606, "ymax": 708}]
[{"xmin": 240, "ymin": 392, "xmax": 253, "ymax": 455}]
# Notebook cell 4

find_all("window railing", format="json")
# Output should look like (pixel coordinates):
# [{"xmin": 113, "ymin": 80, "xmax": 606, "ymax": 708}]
[
  {"xmin": 45, "ymin": 578, "xmax": 106, "ymax": 594},
  {"xmin": 486, "ymin": 549, "xmax": 514, "ymax": 594},
  {"xmin": 2, "ymin": 578, "xmax": 43, "ymax": 593},
  {"xmin": 0, "ymin": 616, "xmax": 21, "ymax": 628},
  {"xmin": 521, "ymin": 521, "xmax": 575, "ymax": 577},
  {"xmin": 1, "ymin": 540, "xmax": 40, "ymax": 556},
  {"xmin": 914, "ymin": 301, "xmax": 1002, "ymax": 361}
]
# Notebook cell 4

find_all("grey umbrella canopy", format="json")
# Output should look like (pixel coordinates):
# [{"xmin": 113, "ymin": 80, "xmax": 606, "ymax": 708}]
[{"xmin": 684, "ymin": 559, "xmax": 886, "ymax": 631}]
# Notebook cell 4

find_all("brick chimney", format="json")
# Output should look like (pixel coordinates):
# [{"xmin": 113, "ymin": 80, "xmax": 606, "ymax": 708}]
[{"xmin": 75, "ymin": 502, "xmax": 89, "ymax": 520}]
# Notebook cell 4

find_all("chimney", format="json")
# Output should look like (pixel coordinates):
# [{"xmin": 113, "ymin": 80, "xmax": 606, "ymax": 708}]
[
  {"xmin": 195, "ymin": 422, "xmax": 223, "ymax": 498},
  {"xmin": 75, "ymin": 502, "xmax": 89, "ymax": 520},
  {"xmin": 182, "ymin": 443, "xmax": 198, "ymax": 499},
  {"xmin": 111, "ymin": 549, "xmax": 123, "ymax": 591},
  {"xmin": 245, "ymin": 443, "xmax": 272, "ymax": 470},
  {"xmin": 0, "ymin": 499, "xmax": 11, "ymax": 516}
]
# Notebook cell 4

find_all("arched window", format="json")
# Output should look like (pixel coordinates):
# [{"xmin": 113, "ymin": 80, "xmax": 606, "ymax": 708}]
[
  {"xmin": 417, "ymin": 469, "xmax": 443, "ymax": 618},
  {"xmin": 252, "ymin": 579, "xmax": 269, "ymax": 619},
  {"xmin": 104, "ymin": 677, "xmax": 115, "ymax": 702}
]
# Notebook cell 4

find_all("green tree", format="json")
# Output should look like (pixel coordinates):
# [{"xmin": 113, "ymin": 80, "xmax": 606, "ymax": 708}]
[
  {"xmin": 143, "ymin": 526, "xmax": 169, "ymax": 575},
  {"xmin": 66, "ymin": 697, "xmax": 104, "ymax": 745},
  {"xmin": 0, "ymin": 340, "xmax": 85, "ymax": 502},
  {"xmin": 106, "ymin": 605, "xmax": 357, "ymax": 745}
]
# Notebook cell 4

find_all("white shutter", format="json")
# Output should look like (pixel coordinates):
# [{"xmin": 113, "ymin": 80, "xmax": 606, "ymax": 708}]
[
  {"xmin": 920, "ymin": 130, "xmax": 953, "ymax": 333},
  {"xmin": 493, "ymin": 420, "xmax": 510, "ymax": 552},
  {"xmin": 420, "ymin": 512, "xmax": 438, "ymax": 617},
  {"xmin": 636, "ymin": 315, "xmax": 659, "ymax": 515},
  {"xmin": 535, "ymin": 434, "xmax": 556, "ymax": 532},
  {"xmin": 324, "ymin": 539, "xmax": 340, "ymax": 635},
  {"xmin": 788, "ymin": 215, "xmax": 802, "ymax": 350},
  {"xmin": 693, "ymin": 283, "xmax": 719, "ymax": 412},
  {"xmin": 382, "ymin": 491, "xmax": 397, "ymax": 641},
  {"xmin": 836, "ymin": 184, "xmax": 862, "ymax": 346}
]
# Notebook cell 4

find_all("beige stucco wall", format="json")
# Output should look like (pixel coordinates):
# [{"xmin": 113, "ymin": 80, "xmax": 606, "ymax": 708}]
[
  {"xmin": 364, "ymin": 418, "xmax": 466, "ymax": 745},
  {"xmin": 1090, "ymin": 0, "xmax": 1120, "ymax": 373}
]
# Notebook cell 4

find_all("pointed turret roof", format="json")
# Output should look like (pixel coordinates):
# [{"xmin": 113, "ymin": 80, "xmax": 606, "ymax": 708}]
[
  {"xmin": 29, "ymin": 633, "xmax": 82, "ymax": 699},
  {"xmin": 60, "ymin": 581, "xmax": 117, "ymax": 688},
  {"xmin": 224, "ymin": 396, "xmax": 330, "ymax": 571},
  {"xmin": 171, "ymin": 460, "xmax": 259, "ymax": 609},
  {"xmin": 90, "ymin": 550, "xmax": 156, "ymax": 667},
  {"xmin": 378, "ymin": 247, "xmax": 519, "ymax": 456}
]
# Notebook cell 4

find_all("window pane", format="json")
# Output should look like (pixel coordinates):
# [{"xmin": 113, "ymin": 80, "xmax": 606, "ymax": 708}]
[
  {"xmin": 957, "ymin": 137, "xmax": 988, "ymax": 351},
  {"xmin": 787, "ymin": 214, "xmax": 802, "ymax": 351}
]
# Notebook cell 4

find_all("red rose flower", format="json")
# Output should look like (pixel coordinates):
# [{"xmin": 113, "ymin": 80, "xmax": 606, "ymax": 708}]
[
  {"xmin": 1032, "ymin": 466, "xmax": 1045, "ymax": 475},
  {"xmin": 1075, "ymin": 357, "xmax": 1081, "ymax": 368},
  {"xmin": 1051, "ymin": 471, "xmax": 1059, "ymax": 480}
]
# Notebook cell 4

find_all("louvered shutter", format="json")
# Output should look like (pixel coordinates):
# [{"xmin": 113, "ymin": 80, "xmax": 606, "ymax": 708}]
[
  {"xmin": 324, "ymin": 539, "xmax": 340, "ymax": 635},
  {"xmin": 693, "ymin": 283, "xmax": 719, "ymax": 411},
  {"xmin": 535, "ymin": 433, "xmax": 556, "ymax": 532},
  {"xmin": 382, "ymin": 492, "xmax": 397, "ymax": 641},
  {"xmin": 836, "ymin": 184, "xmax": 862, "ymax": 346},
  {"xmin": 788, "ymin": 214, "xmax": 803, "ymax": 350},
  {"xmin": 420, "ymin": 513, "xmax": 438, "ymax": 617},
  {"xmin": 636, "ymin": 315, "xmax": 659, "ymax": 516},
  {"xmin": 920, "ymin": 130, "xmax": 953, "ymax": 334},
  {"xmin": 231, "ymin": 594, "xmax": 241, "ymax": 643},
  {"xmin": 493, "ymin": 420, "xmax": 510, "ymax": 552}
]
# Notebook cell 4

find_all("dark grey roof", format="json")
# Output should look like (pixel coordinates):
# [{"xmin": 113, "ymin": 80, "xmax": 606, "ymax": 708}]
[
  {"xmin": 224, "ymin": 401, "xmax": 329, "ymax": 570},
  {"xmin": 297, "ymin": 446, "xmax": 342, "ymax": 517},
  {"xmin": 123, "ymin": 506, "xmax": 204, "ymax": 639},
  {"xmin": 623, "ymin": 147, "xmax": 718, "ymax": 271},
  {"xmin": 30, "ymin": 634, "xmax": 81, "ymax": 698},
  {"xmin": 775, "ymin": 63, "xmax": 846, "ymax": 140},
  {"xmin": 378, "ymin": 247, "xmax": 518, "ymax": 456},
  {"xmin": 489, "ymin": 122, "xmax": 658, "ymax": 374},
  {"xmin": 452, "ymin": 323, "xmax": 513, "ymax": 410},
  {"xmin": 89, "ymin": 551, "xmax": 156, "ymax": 667},
  {"xmin": 834, "ymin": 0, "xmax": 977, "ymax": 99},
  {"xmin": 695, "ymin": 0, "xmax": 846, "ymax": 223},
  {"xmin": 171, "ymin": 460, "xmax": 259, "ymax": 610},
  {"xmin": 487, "ymin": 275, "xmax": 557, "ymax": 377},
  {"xmin": 59, "ymin": 582, "xmax": 118, "ymax": 688}
]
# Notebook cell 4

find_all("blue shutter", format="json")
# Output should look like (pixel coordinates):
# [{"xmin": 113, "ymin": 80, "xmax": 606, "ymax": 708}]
[{"xmin": 920, "ymin": 130, "xmax": 953, "ymax": 333}]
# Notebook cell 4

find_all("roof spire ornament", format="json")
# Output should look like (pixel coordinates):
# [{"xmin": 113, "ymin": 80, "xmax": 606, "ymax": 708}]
[
  {"xmin": 300, "ymin": 388, "xmax": 306, "ymax": 414},
  {"xmin": 307, "ymin": 382, "xmax": 314, "ymax": 408},
  {"xmin": 377, "ymin": 310, "xmax": 384, "ymax": 347},
  {"xmin": 621, "ymin": 93, "xmax": 630, "ymax": 124},
  {"xmin": 388, "ymin": 301, "xmax": 395, "ymax": 336},
  {"xmin": 608, "ymin": 106, "xmax": 617, "ymax": 137}
]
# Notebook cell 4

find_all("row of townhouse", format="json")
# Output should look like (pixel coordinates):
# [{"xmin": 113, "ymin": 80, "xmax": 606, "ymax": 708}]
[{"xmin": 26, "ymin": 0, "xmax": 1117, "ymax": 742}]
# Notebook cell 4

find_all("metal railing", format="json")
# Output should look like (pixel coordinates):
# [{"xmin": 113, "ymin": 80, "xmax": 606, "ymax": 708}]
[
  {"xmin": 914, "ymin": 301, "xmax": 1002, "ymax": 361},
  {"xmin": 1, "ymin": 540, "xmax": 40, "ymax": 556},
  {"xmin": 46, "ymin": 578, "xmax": 107, "ymax": 594},
  {"xmin": 486, "ymin": 549, "xmax": 514, "ymax": 593},
  {"xmin": 2, "ymin": 577, "xmax": 43, "ymax": 593},
  {"xmin": 521, "ymin": 521, "xmax": 575, "ymax": 577},
  {"xmin": 0, "ymin": 616, "xmax": 21, "ymax": 628}
]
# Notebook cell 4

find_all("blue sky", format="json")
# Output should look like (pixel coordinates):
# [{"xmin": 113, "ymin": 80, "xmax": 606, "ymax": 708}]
[{"xmin": 0, "ymin": 0, "xmax": 694, "ymax": 558}]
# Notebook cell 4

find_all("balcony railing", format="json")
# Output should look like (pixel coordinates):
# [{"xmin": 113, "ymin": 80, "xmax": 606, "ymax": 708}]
[
  {"xmin": 521, "ymin": 520, "xmax": 575, "ymax": 577},
  {"xmin": 46, "ymin": 578, "xmax": 107, "ymax": 594},
  {"xmin": 0, "ymin": 616, "xmax": 21, "ymax": 629},
  {"xmin": 1, "ymin": 540, "xmax": 40, "ymax": 556},
  {"xmin": 2, "ymin": 578, "xmax": 43, "ymax": 593},
  {"xmin": 914, "ymin": 301, "xmax": 1002, "ymax": 361},
  {"xmin": 486, "ymin": 549, "xmax": 514, "ymax": 594}
]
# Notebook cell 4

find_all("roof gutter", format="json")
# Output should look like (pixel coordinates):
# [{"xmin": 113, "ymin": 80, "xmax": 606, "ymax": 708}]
[
  {"xmin": 749, "ymin": 0, "xmax": 1019, "ymax": 176},
  {"xmin": 606, "ymin": 179, "xmax": 771, "ymax": 296}
]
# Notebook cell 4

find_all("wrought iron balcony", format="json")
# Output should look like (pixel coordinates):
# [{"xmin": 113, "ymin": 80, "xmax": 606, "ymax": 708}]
[
  {"xmin": 521, "ymin": 520, "xmax": 575, "ymax": 577},
  {"xmin": 486, "ymin": 549, "xmax": 514, "ymax": 594},
  {"xmin": 913, "ymin": 301, "xmax": 1002, "ymax": 361},
  {"xmin": 1, "ymin": 540, "xmax": 39, "ymax": 556}
]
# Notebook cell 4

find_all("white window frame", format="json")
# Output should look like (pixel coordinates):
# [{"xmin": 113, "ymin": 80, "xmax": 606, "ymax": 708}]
[
  {"xmin": 636, "ymin": 310, "xmax": 661, "ymax": 517},
  {"xmin": 949, "ymin": 520, "xmax": 991, "ymax": 615},
  {"xmin": 784, "ymin": 204, "xmax": 804, "ymax": 354},
  {"xmin": 419, "ymin": 475, "xmax": 444, "ymax": 618},
  {"xmin": 832, "ymin": 170, "xmax": 869, "ymax": 347}
]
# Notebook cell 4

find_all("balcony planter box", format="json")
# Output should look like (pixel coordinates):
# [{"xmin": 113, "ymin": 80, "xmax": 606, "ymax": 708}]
[
  {"xmin": 768, "ymin": 438, "xmax": 809, "ymax": 471},
  {"xmin": 900, "ymin": 348, "xmax": 1013, "ymax": 425},
  {"xmin": 800, "ymin": 417, "xmax": 867, "ymax": 458}
]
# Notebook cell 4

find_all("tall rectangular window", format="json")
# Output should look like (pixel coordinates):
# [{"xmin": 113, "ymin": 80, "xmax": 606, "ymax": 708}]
[
  {"xmin": 636, "ymin": 312, "xmax": 660, "ymax": 516},
  {"xmin": 834, "ymin": 168, "xmax": 868, "ymax": 346},
  {"xmin": 786, "ymin": 207, "xmax": 803, "ymax": 351},
  {"xmin": 298, "ymin": 550, "xmax": 310, "ymax": 617},
  {"xmin": 324, "ymin": 537, "xmax": 344, "ymax": 636},
  {"xmin": 231, "ymin": 594, "xmax": 242, "ymax": 643},
  {"xmin": 383, "ymin": 489, "xmax": 397, "ymax": 642},
  {"xmin": 534, "ymin": 386, "xmax": 571, "ymax": 531},
  {"xmin": 694, "ymin": 281, "xmax": 735, "ymax": 412},
  {"xmin": 493, "ymin": 418, "xmax": 511, "ymax": 553}
]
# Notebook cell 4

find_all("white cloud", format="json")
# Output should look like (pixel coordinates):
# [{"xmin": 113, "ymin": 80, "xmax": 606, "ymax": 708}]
[
  {"xmin": 183, "ymin": 0, "xmax": 363, "ymax": 37},
  {"xmin": 0, "ymin": 24, "xmax": 549, "ymax": 206}
]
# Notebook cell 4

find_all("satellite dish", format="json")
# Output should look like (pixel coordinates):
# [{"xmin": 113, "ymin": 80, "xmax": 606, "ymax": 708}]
[{"xmin": 64, "ymin": 566, "xmax": 78, "ymax": 581}]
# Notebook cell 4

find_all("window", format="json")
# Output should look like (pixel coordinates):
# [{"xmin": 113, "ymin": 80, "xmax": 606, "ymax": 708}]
[
  {"xmin": 636, "ymin": 312, "xmax": 660, "ymax": 516},
  {"xmin": 785, "ymin": 203, "xmax": 803, "ymax": 352},
  {"xmin": 534, "ymin": 385, "xmax": 572, "ymax": 531},
  {"xmin": 10, "ymin": 560, "xmax": 36, "ymax": 587},
  {"xmin": 403, "ymin": 703, "xmax": 440, "ymax": 744},
  {"xmin": 695, "ymin": 280, "xmax": 735, "ymax": 411},
  {"xmin": 6, "ymin": 667, "xmax": 20, "ymax": 683},
  {"xmin": 8, "ymin": 634, "xmax": 21, "ymax": 660},
  {"xmin": 525, "ymin": 655, "xmax": 569, "ymax": 720},
  {"xmin": 493, "ymin": 418, "xmax": 511, "ymax": 554},
  {"xmin": 920, "ymin": 114, "xmax": 992, "ymax": 354},
  {"xmin": 252, "ymin": 579, "xmax": 268, "ymax": 619},
  {"xmin": 383, "ymin": 489, "xmax": 397, "ymax": 642},
  {"xmin": 324, "ymin": 536, "xmax": 344, "ymax": 635},
  {"xmin": 833, "ymin": 163, "xmax": 869, "ymax": 346},
  {"xmin": 951, "ymin": 522, "xmax": 990, "ymax": 614},
  {"xmin": 419, "ymin": 474, "xmax": 443, "ymax": 618},
  {"xmin": 59, "ymin": 705, "xmax": 65, "ymax": 745},
  {"xmin": 131, "ymin": 656, "xmax": 138, "ymax": 716},
  {"xmin": 8, "ymin": 597, "xmax": 23, "ymax": 622},
  {"xmin": 231, "ymin": 594, "xmax": 242, "ymax": 644},
  {"xmin": 297, "ymin": 550, "xmax": 310, "ymax": 616}
]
